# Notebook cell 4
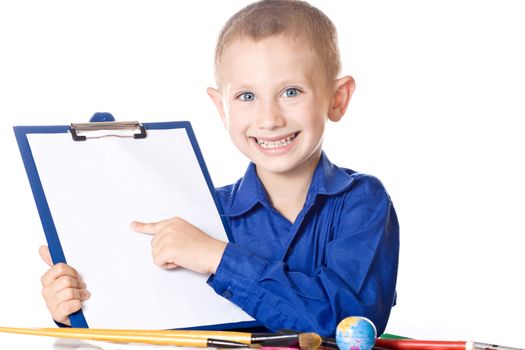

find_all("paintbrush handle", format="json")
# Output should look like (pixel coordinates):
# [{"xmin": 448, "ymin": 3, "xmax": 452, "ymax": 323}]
[
  {"xmin": 375, "ymin": 339, "xmax": 467, "ymax": 350},
  {"xmin": 0, "ymin": 326, "xmax": 248, "ymax": 347},
  {"xmin": 41, "ymin": 328, "xmax": 300, "ymax": 347},
  {"xmin": 41, "ymin": 327, "xmax": 252, "ymax": 344}
]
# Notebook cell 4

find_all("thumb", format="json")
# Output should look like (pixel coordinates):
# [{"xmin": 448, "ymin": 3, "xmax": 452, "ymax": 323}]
[{"xmin": 38, "ymin": 245, "xmax": 53, "ymax": 266}]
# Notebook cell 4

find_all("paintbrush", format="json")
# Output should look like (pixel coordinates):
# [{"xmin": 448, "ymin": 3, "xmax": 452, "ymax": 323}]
[
  {"xmin": 0, "ymin": 326, "xmax": 251, "ymax": 348},
  {"xmin": 374, "ymin": 339, "xmax": 524, "ymax": 350},
  {"xmin": 44, "ymin": 327, "xmax": 321, "ymax": 348},
  {"xmin": 279, "ymin": 329, "xmax": 337, "ymax": 350},
  {"xmin": 0, "ymin": 326, "xmax": 322, "ymax": 349},
  {"xmin": 306, "ymin": 334, "xmax": 525, "ymax": 350},
  {"xmin": 40, "ymin": 327, "xmax": 312, "ymax": 347}
]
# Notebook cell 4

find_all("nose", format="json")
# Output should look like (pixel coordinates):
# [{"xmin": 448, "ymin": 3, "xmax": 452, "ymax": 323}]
[{"xmin": 256, "ymin": 99, "xmax": 286, "ymax": 130}]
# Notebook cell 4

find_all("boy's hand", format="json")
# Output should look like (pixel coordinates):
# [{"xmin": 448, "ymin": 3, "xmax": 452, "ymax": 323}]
[
  {"xmin": 39, "ymin": 245, "xmax": 90, "ymax": 326},
  {"xmin": 131, "ymin": 217, "xmax": 227, "ymax": 275}
]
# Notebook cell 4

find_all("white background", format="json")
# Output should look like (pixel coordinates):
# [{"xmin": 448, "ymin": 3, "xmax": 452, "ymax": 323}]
[{"xmin": 0, "ymin": 0, "xmax": 524, "ymax": 347}]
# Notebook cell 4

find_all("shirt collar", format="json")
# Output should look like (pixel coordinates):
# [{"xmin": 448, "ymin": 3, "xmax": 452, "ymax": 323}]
[
  {"xmin": 224, "ymin": 152, "xmax": 356, "ymax": 217},
  {"xmin": 314, "ymin": 151, "xmax": 357, "ymax": 196}
]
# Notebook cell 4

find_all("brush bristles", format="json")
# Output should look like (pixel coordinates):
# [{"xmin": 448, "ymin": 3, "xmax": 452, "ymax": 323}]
[{"xmin": 298, "ymin": 333, "xmax": 322, "ymax": 350}]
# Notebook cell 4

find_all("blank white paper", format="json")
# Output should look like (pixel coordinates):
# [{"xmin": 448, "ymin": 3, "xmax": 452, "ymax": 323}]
[{"xmin": 27, "ymin": 127, "xmax": 253, "ymax": 329}]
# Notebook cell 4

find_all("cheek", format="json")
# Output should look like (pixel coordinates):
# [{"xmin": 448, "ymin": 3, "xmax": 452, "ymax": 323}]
[
  {"xmin": 291, "ymin": 103, "xmax": 327, "ymax": 129},
  {"xmin": 228, "ymin": 124, "xmax": 251, "ymax": 153},
  {"xmin": 226, "ymin": 104, "xmax": 252, "ymax": 132},
  {"xmin": 226, "ymin": 117, "xmax": 248, "ymax": 143},
  {"xmin": 298, "ymin": 111, "xmax": 327, "ymax": 143},
  {"xmin": 307, "ymin": 118, "xmax": 326, "ymax": 140}
]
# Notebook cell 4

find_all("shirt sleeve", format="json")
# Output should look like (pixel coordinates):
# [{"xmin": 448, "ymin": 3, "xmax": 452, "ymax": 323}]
[{"xmin": 208, "ymin": 177, "xmax": 399, "ymax": 337}]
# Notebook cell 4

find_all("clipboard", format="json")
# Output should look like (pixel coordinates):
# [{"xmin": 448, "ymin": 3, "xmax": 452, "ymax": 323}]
[{"xmin": 13, "ymin": 113, "xmax": 257, "ymax": 330}]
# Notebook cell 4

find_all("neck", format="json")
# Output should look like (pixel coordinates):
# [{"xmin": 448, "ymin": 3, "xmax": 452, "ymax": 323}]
[{"xmin": 256, "ymin": 152, "xmax": 321, "ymax": 223}]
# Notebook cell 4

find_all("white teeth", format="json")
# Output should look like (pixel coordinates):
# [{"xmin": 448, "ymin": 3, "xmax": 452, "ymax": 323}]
[{"xmin": 256, "ymin": 134, "xmax": 297, "ymax": 149}]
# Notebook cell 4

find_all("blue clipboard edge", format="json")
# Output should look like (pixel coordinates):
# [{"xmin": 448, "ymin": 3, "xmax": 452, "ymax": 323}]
[
  {"xmin": 13, "ymin": 121, "xmax": 260, "ymax": 330},
  {"xmin": 13, "ymin": 124, "xmax": 88, "ymax": 328}
]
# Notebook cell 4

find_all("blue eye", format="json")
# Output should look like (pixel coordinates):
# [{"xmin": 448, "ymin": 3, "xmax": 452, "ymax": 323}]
[
  {"xmin": 283, "ymin": 88, "xmax": 300, "ymax": 98},
  {"xmin": 238, "ymin": 92, "xmax": 255, "ymax": 101}
]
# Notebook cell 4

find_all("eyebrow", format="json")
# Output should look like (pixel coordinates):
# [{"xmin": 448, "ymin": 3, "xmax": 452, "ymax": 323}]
[
  {"xmin": 227, "ymin": 82, "xmax": 255, "ymax": 91},
  {"xmin": 278, "ymin": 79, "xmax": 312, "ymax": 87},
  {"xmin": 227, "ymin": 78, "xmax": 313, "ymax": 92}
]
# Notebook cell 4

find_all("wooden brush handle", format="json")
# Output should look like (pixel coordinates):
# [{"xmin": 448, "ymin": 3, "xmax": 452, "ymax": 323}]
[
  {"xmin": 0, "ymin": 326, "xmax": 237, "ymax": 347},
  {"xmin": 41, "ymin": 327, "xmax": 252, "ymax": 344}
]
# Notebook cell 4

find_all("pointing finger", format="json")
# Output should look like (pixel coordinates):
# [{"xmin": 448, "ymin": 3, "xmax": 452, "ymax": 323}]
[
  {"xmin": 130, "ymin": 221, "xmax": 157, "ymax": 235},
  {"xmin": 130, "ymin": 221, "xmax": 152, "ymax": 234},
  {"xmin": 130, "ymin": 220, "xmax": 168, "ymax": 235}
]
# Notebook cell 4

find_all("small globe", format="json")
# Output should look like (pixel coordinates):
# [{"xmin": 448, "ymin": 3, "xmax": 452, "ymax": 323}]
[{"xmin": 335, "ymin": 316, "xmax": 377, "ymax": 350}]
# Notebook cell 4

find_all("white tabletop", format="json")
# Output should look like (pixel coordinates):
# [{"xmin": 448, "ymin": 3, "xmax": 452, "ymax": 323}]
[{"xmin": 0, "ymin": 333, "xmax": 196, "ymax": 350}]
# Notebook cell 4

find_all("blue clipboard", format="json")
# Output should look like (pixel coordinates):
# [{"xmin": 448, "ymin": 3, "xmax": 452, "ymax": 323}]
[{"xmin": 13, "ymin": 113, "xmax": 258, "ymax": 330}]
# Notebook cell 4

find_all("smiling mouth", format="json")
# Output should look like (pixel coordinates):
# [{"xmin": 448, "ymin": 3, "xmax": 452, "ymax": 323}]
[{"xmin": 252, "ymin": 132, "xmax": 300, "ymax": 149}]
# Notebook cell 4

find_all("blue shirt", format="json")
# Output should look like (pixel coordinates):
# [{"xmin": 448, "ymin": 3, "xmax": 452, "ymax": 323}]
[{"xmin": 208, "ymin": 152, "xmax": 399, "ymax": 336}]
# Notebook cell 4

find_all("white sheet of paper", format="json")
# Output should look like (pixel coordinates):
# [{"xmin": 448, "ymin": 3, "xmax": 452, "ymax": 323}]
[{"xmin": 27, "ymin": 128, "xmax": 253, "ymax": 329}]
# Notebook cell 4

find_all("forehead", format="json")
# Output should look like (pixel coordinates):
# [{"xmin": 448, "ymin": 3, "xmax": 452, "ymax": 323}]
[{"xmin": 218, "ymin": 35, "xmax": 324, "ymax": 87}]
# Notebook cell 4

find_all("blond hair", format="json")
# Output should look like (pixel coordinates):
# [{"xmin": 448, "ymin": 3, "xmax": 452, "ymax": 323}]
[{"xmin": 214, "ymin": 0, "xmax": 341, "ymax": 84}]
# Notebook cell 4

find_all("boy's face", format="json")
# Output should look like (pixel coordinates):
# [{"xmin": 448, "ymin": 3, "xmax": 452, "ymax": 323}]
[{"xmin": 210, "ymin": 35, "xmax": 345, "ymax": 177}]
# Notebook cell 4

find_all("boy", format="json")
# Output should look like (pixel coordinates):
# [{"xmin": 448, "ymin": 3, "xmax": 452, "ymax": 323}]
[{"xmin": 39, "ymin": 0, "xmax": 399, "ymax": 337}]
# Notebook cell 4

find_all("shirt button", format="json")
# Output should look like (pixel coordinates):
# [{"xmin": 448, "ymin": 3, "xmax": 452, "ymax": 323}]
[{"xmin": 222, "ymin": 289, "xmax": 233, "ymax": 299}]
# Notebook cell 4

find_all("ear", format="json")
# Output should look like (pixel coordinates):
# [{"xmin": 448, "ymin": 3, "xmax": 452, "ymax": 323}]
[
  {"xmin": 327, "ymin": 75, "xmax": 355, "ymax": 122},
  {"xmin": 207, "ymin": 87, "xmax": 228, "ymax": 129}
]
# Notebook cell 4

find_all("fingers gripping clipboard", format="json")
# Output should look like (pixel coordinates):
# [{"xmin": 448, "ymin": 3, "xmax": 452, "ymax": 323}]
[{"xmin": 14, "ymin": 113, "xmax": 256, "ymax": 330}]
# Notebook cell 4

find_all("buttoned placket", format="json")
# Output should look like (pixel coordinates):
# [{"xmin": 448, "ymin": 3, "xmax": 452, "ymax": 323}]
[{"xmin": 277, "ymin": 180, "xmax": 319, "ymax": 261}]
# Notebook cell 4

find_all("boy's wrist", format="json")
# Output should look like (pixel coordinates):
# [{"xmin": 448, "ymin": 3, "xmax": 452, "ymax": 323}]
[{"xmin": 208, "ymin": 240, "xmax": 227, "ymax": 274}]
